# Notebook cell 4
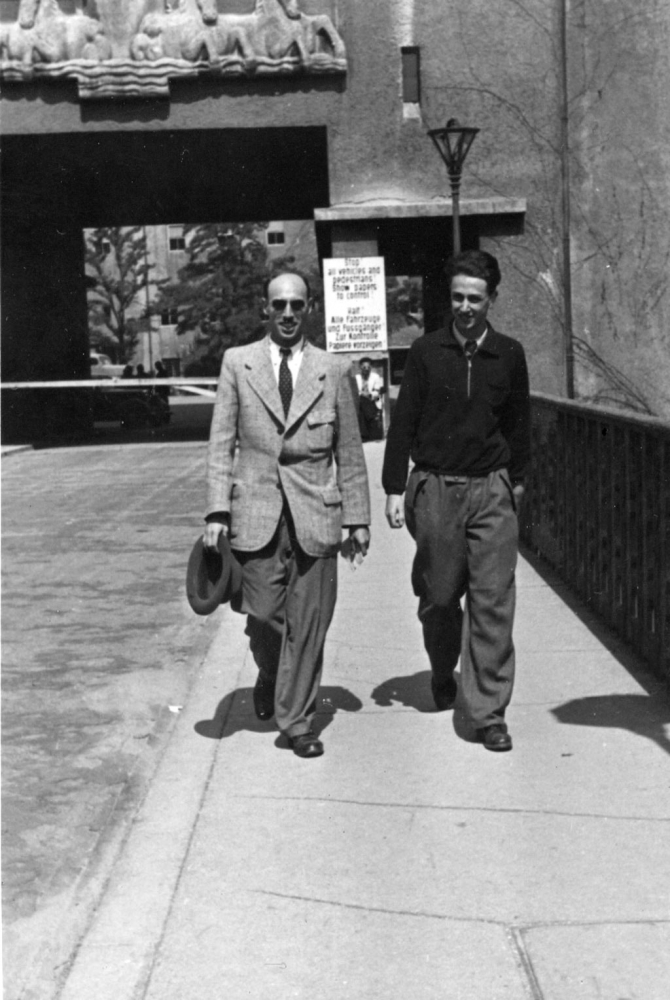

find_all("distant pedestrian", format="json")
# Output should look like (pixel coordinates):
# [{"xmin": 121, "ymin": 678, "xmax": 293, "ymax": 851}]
[
  {"xmin": 382, "ymin": 250, "xmax": 530, "ymax": 752},
  {"xmin": 203, "ymin": 271, "xmax": 370, "ymax": 759},
  {"xmin": 355, "ymin": 357, "xmax": 384, "ymax": 441},
  {"xmin": 121, "ymin": 364, "xmax": 134, "ymax": 378},
  {"xmin": 136, "ymin": 364, "xmax": 146, "ymax": 379},
  {"xmin": 154, "ymin": 360, "xmax": 170, "ymax": 401}
]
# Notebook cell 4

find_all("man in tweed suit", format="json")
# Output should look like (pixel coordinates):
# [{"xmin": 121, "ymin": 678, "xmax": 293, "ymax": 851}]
[{"xmin": 204, "ymin": 272, "xmax": 371, "ymax": 758}]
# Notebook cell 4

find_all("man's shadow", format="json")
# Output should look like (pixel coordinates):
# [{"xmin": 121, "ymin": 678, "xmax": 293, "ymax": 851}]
[
  {"xmin": 371, "ymin": 670, "xmax": 479, "ymax": 741},
  {"xmin": 551, "ymin": 693, "xmax": 670, "ymax": 756},
  {"xmin": 371, "ymin": 670, "xmax": 436, "ymax": 712},
  {"xmin": 194, "ymin": 685, "xmax": 363, "ymax": 746}
]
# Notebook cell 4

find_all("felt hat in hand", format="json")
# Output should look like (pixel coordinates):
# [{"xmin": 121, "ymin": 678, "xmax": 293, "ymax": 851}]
[{"xmin": 185, "ymin": 532, "xmax": 243, "ymax": 615}]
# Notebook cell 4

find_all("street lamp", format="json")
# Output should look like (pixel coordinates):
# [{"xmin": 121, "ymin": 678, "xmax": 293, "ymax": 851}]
[{"xmin": 428, "ymin": 118, "xmax": 480, "ymax": 255}]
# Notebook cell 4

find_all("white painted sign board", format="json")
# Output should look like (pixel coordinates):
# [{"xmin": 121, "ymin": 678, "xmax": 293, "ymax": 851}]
[{"xmin": 323, "ymin": 257, "xmax": 388, "ymax": 353}]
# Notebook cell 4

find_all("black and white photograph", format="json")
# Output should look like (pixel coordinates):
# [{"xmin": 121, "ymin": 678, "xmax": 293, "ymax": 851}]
[{"xmin": 2, "ymin": 1, "xmax": 669, "ymax": 997}]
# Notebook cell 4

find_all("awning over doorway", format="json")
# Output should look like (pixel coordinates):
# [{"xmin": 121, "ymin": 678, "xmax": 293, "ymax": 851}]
[{"xmin": 314, "ymin": 197, "xmax": 526, "ymax": 222}]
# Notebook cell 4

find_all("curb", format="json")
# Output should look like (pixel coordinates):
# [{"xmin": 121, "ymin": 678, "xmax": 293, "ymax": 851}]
[
  {"xmin": 57, "ymin": 606, "xmax": 249, "ymax": 1000},
  {"xmin": 1, "ymin": 445, "xmax": 34, "ymax": 457}
]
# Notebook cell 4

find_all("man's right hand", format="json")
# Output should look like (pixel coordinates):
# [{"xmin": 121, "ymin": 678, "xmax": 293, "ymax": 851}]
[
  {"xmin": 385, "ymin": 494, "xmax": 405, "ymax": 529},
  {"xmin": 203, "ymin": 520, "xmax": 228, "ymax": 549}
]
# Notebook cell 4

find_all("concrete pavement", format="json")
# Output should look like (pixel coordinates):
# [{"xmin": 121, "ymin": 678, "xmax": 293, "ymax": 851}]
[
  {"xmin": 3, "ymin": 439, "xmax": 669, "ymax": 999},
  {"xmin": 1, "ymin": 441, "xmax": 221, "ymax": 999},
  {"xmin": 50, "ymin": 441, "xmax": 670, "ymax": 1000}
]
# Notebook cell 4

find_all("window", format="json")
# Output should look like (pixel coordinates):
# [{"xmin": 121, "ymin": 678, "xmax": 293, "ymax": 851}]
[
  {"xmin": 401, "ymin": 47, "xmax": 421, "ymax": 104},
  {"xmin": 267, "ymin": 231, "xmax": 285, "ymax": 246},
  {"xmin": 161, "ymin": 310, "xmax": 179, "ymax": 326},
  {"xmin": 168, "ymin": 225, "xmax": 185, "ymax": 252}
]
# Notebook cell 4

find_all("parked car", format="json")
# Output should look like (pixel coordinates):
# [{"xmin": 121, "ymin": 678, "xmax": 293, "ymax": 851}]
[
  {"xmin": 89, "ymin": 352, "xmax": 126, "ymax": 378},
  {"xmin": 92, "ymin": 384, "xmax": 171, "ymax": 429}
]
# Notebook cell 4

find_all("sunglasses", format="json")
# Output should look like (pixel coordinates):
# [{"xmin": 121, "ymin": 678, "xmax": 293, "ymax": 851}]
[{"xmin": 270, "ymin": 298, "xmax": 306, "ymax": 313}]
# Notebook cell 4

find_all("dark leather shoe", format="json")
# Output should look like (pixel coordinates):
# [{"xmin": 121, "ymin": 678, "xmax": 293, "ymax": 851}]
[
  {"xmin": 431, "ymin": 677, "xmax": 457, "ymax": 711},
  {"xmin": 253, "ymin": 673, "xmax": 275, "ymax": 721},
  {"xmin": 479, "ymin": 723, "xmax": 513, "ymax": 752},
  {"xmin": 289, "ymin": 731, "xmax": 324, "ymax": 758}
]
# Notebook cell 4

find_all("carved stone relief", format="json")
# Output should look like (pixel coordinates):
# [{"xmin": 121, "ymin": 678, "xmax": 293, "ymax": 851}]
[{"xmin": 0, "ymin": 0, "xmax": 347, "ymax": 99}]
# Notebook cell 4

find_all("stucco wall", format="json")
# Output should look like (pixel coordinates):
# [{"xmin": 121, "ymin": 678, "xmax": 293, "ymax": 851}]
[
  {"xmin": 568, "ymin": 0, "xmax": 670, "ymax": 416},
  {"xmin": 2, "ymin": 0, "xmax": 668, "ymax": 411}
]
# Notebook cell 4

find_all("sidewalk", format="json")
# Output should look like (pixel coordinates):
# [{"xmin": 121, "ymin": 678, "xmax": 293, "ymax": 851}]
[{"xmin": 57, "ymin": 442, "xmax": 670, "ymax": 1000}]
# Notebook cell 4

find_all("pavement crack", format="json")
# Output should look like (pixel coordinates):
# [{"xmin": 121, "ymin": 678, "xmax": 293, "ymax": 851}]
[
  {"xmin": 235, "ymin": 793, "xmax": 670, "ymax": 824},
  {"xmin": 508, "ymin": 927, "xmax": 546, "ymax": 1000},
  {"xmin": 250, "ymin": 889, "xmax": 506, "ymax": 925}
]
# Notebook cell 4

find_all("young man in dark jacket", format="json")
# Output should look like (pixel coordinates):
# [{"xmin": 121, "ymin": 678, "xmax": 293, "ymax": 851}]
[{"xmin": 382, "ymin": 250, "xmax": 530, "ymax": 751}]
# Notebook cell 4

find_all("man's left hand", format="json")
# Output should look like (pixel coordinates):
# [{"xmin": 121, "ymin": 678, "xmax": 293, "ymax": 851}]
[{"xmin": 348, "ymin": 526, "xmax": 371, "ymax": 562}]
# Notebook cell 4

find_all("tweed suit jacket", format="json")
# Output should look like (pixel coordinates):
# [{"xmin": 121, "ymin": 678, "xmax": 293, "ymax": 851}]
[{"xmin": 206, "ymin": 337, "xmax": 371, "ymax": 558}]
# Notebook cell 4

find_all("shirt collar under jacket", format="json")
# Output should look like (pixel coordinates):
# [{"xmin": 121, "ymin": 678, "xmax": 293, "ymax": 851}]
[
  {"xmin": 268, "ymin": 334, "xmax": 305, "ymax": 362},
  {"xmin": 442, "ymin": 322, "xmax": 500, "ymax": 357},
  {"xmin": 452, "ymin": 323, "xmax": 489, "ymax": 353}
]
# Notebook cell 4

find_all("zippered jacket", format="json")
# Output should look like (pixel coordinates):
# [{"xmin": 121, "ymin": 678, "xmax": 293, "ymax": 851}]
[{"xmin": 381, "ymin": 324, "xmax": 530, "ymax": 495}]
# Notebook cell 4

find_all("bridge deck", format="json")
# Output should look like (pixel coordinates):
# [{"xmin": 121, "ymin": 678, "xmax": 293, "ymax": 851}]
[{"xmin": 3, "ymin": 439, "xmax": 669, "ymax": 1000}]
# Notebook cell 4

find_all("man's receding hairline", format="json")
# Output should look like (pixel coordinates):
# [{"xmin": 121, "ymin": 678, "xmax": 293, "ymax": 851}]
[{"xmin": 265, "ymin": 272, "xmax": 310, "ymax": 300}]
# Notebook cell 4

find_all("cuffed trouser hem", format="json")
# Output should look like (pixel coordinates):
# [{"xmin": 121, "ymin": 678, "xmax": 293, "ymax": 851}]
[
  {"xmin": 405, "ymin": 469, "xmax": 518, "ymax": 727},
  {"xmin": 237, "ymin": 512, "xmax": 337, "ymax": 736}
]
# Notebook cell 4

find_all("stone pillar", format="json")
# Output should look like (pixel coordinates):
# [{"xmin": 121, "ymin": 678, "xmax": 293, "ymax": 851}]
[{"xmin": 1, "ymin": 220, "xmax": 91, "ymax": 443}]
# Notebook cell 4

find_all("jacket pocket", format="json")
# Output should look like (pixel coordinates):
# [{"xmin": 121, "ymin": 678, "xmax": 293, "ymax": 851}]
[
  {"xmin": 307, "ymin": 408, "xmax": 336, "ymax": 426},
  {"xmin": 307, "ymin": 408, "xmax": 336, "ymax": 450}
]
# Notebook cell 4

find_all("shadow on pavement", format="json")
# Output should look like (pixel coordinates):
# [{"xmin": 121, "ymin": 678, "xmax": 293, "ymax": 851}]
[
  {"xmin": 552, "ymin": 694, "xmax": 670, "ymax": 757},
  {"xmin": 519, "ymin": 544, "xmax": 663, "ymax": 698},
  {"xmin": 371, "ymin": 671, "xmax": 481, "ymax": 743},
  {"xmin": 194, "ymin": 685, "xmax": 363, "ymax": 742},
  {"xmin": 371, "ymin": 670, "xmax": 435, "ymax": 712}
]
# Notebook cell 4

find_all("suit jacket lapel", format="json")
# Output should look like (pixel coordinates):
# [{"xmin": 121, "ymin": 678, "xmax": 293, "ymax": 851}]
[
  {"xmin": 286, "ymin": 342, "xmax": 325, "ymax": 431},
  {"xmin": 246, "ymin": 339, "xmax": 285, "ymax": 426}
]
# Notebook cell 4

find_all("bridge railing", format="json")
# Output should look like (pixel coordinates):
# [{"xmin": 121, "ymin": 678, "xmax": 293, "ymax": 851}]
[{"xmin": 521, "ymin": 392, "xmax": 670, "ymax": 688}]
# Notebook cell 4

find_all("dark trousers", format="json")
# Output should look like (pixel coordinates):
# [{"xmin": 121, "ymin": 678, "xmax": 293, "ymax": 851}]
[
  {"xmin": 235, "ymin": 510, "xmax": 337, "ymax": 739},
  {"xmin": 404, "ymin": 469, "xmax": 518, "ymax": 729},
  {"xmin": 358, "ymin": 395, "xmax": 383, "ymax": 441}
]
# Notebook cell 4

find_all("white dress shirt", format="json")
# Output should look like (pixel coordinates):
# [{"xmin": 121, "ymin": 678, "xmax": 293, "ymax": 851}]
[{"xmin": 269, "ymin": 335, "xmax": 305, "ymax": 384}]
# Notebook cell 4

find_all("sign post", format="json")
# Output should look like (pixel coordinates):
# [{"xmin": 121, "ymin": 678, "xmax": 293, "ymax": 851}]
[{"xmin": 323, "ymin": 257, "xmax": 388, "ymax": 353}]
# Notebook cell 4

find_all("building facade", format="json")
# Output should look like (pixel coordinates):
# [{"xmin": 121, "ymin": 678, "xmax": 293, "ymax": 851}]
[{"xmin": 2, "ymin": 0, "xmax": 669, "ymax": 439}]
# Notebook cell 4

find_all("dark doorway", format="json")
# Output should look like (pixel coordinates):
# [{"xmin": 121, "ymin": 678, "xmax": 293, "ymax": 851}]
[{"xmin": 1, "ymin": 127, "xmax": 329, "ymax": 441}]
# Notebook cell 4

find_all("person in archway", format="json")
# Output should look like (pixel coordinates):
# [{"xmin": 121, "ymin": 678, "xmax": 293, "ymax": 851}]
[
  {"xmin": 203, "ymin": 272, "xmax": 371, "ymax": 759},
  {"xmin": 355, "ymin": 356, "xmax": 385, "ymax": 441},
  {"xmin": 382, "ymin": 250, "xmax": 530, "ymax": 752},
  {"xmin": 154, "ymin": 360, "xmax": 170, "ymax": 401}
]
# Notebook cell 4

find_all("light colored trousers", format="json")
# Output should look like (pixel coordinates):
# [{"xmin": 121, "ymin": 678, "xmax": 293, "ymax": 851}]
[
  {"xmin": 236, "ymin": 510, "xmax": 337, "ymax": 739},
  {"xmin": 404, "ymin": 468, "xmax": 519, "ymax": 729}
]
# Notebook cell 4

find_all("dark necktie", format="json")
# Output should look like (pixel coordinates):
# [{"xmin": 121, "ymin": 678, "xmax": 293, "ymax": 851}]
[
  {"xmin": 463, "ymin": 339, "xmax": 477, "ymax": 361},
  {"xmin": 278, "ymin": 347, "xmax": 293, "ymax": 417}
]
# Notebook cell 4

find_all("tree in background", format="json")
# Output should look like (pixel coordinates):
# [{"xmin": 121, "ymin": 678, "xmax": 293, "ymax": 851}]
[
  {"xmin": 154, "ymin": 223, "xmax": 327, "ymax": 372},
  {"xmin": 85, "ymin": 227, "xmax": 153, "ymax": 364},
  {"xmin": 386, "ymin": 276, "xmax": 424, "ymax": 335},
  {"xmin": 153, "ymin": 223, "xmax": 269, "ymax": 375}
]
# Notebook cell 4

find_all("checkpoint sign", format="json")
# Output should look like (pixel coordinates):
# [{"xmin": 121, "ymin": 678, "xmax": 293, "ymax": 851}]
[{"xmin": 323, "ymin": 257, "xmax": 388, "ymax": 353}]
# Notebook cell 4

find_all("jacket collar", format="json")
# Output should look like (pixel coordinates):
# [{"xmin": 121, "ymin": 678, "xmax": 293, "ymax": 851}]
[
  {"xmin": 245, "ymin": 338, "xmax": 326, "ymax": 429},
  {"xmin": 439, "ymin": 322, "xmax": 501, "ymax": 357}
]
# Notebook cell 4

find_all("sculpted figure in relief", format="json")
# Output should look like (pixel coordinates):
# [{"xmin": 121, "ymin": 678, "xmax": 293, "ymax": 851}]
[
  {"xmin": 0, "ymin": 0, "xmax": 110, "ymax": 64},
  {"xmin": 132, "ymin": 0, "xmax": 346, "ymax": 67},
  {"xmin": 131, "ymin": 0, "xmax": 219, "ymax": 61}
]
